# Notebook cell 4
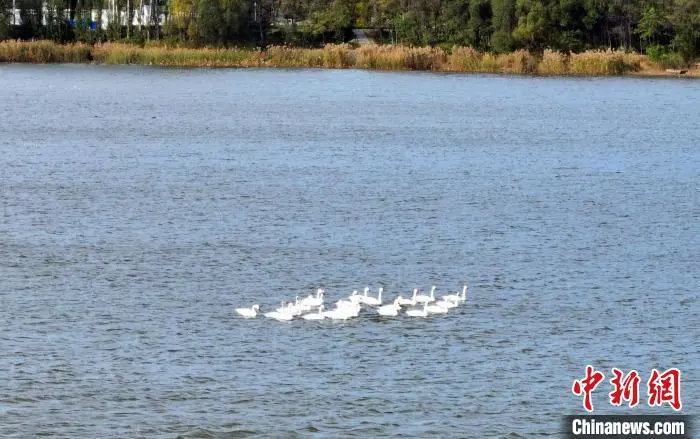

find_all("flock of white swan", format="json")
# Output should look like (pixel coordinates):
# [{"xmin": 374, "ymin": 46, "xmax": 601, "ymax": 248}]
[{"xmin": 235, "ymin": 284, "xmax": 468, "ymax": 321}]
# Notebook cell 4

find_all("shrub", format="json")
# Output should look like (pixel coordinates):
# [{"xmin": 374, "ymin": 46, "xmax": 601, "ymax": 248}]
[{"xmin": 646, "ymin": 44, "xmax": 685, "ymax": 69}]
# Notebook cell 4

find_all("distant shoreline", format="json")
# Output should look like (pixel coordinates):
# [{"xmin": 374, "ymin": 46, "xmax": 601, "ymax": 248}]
[{"xmin": 1, "ymin": 40, "xmax": 698, "ymax": 78}]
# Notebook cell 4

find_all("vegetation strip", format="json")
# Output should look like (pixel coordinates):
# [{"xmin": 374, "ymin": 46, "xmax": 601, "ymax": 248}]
[{"xmin": 2, "ymin": 41, "xmax": 697, "ymax": 77}]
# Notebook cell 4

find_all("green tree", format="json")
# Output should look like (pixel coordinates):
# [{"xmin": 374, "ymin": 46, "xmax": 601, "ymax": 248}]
[
  {"xmin": 394, "ymin": 11, "xmax": 423, "ymax": 45},
  {"xmin": 44, "ymin": 0, "xmax": 74, "ymax": 42},
  {"xmin": 0, "ymin": 0, "xmax": 11, "ymax": 40},
  {"xmin": 492, "ymin": 0, "xmax": 517, "ymax": 51},
  {"xmin": 220, "ymin": 0, "xmax": 247, "ymax": 43},
  {"xmin": 169, "ymin": 0, "xmax": 197, "ymax": 32},
  {"xmin": 309, "ymin": 0, "xmax": 353, "ymax": 40},
  {"xmin": 326, "ymin": 0, "xmax": 353, "ymax": 34},
  {"xmin": 442, "ymin": 0, "xmax": 471, "ymax": 46},
  {"xmin": 279, "ymin": 0, "xmax": 306, "ymax": 20},
  {"xmin": 635, "ymin": 6, "xmax": 663, "ymax": 48},
  {"xmin": 196, "ymin": 0, "xmax": 223, "ymax": 44},
  {"xmin": 467, "ymin": 0, "xmax": 492, "ymax": 49},
  {"xmin": 16, "ymin": 0, "xmax": 44, "ymax": 38},
  {"xmin": 669, "ymin": 0, "xmax": 700, "ymax": 61},
  {"xmin": 513, "ymin": 0, "xmax": 549, "ymax": 50},
  {"xmin": 581, "ymin": 0, "xmax": 607, "ymax": 47},
  {"xmin": 554, "ymin": 0, "xmax": 587, "ymax": 51}
]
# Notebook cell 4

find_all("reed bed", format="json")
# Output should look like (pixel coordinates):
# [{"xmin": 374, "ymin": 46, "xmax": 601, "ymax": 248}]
[
  {"xmin": 447, "ymin": 46, "xmax": 483, "ymax": 72},
  {"xmin": 264, "ymin": 45, "xmax": 323, "ymax": 68},
  {"xmin": 445, "ymin": 47, "xmax": 501, "ymax": 72},
  {"xmin": 354, "ymin": 45, "xmax": 445, "ymax": 70},
  {"xmin": 501, "ymin": 50, "xmax": 539, "ymax": 74},
  {"xmin": 538, "ymin": 49, "xmax": 569, "ymax": 74},
  {"xmin": 92, "ymin": 43, "xmax": 259, "ymax": 67},
  {"xmin": 321, "ymin": 44, "xmax": 355, "ymax": 68},
  {"xmin": 403, "ymin": 46, "xmax": 445, "ymax": 70},
  {"xmin": 0, "ymin": 40, "xmax": 92, "ymax": 63},
  {"xmin": 0, "ymin": 40, "xmax": 683, "ymax": 77},
  {"xmin": 569, "ymin": 49, "xmax": 642, "ymax": 75},
  {"xmin": 446, "ymin": 47, "xmax": 537, "ymax": 73}
]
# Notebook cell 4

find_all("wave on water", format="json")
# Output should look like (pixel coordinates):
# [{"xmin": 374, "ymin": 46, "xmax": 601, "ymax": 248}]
[{"xmin": 176, "ymin": 427, "xmax": 259, "ymax": 439}]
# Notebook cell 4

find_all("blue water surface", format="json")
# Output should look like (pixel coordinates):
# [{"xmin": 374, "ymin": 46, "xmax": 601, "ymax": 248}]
[{"xmin": 0, "ymin": 65, "xmax": 698, "ymax": 438}]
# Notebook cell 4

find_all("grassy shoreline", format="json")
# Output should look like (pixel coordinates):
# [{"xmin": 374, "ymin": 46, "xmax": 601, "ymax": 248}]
[{"xmin": 1, "ymin": 40, "xmax": 698, "ymax": 78}]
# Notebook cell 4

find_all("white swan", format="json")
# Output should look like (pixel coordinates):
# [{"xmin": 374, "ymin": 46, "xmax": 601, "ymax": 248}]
[
  {"xmin": 377, "ymin": 298, "xmax": 401, "ymax": 316},
  {"xmin": 406, "ymin": 302, "xmax": 429, "ymax": 317},
  {"xmin": 363, "ymin": 287, "xmax": 383, "ymax": 306},
  {"xmin": 276, "ymin": 298, "xmax": 301, "ymax": 315},
  {"xmin": 302, "ymin": 288, "xmax": 325, "ymax": 308},
  {"xmin": 426, "ymin": 301, "xmax": 449, "ymax": 315},
  {"xmin": 346, "ymin": 290, "xmax": 362, "ymax": 304},
  {"xmin": 264, "ymin": 309, "xmax": 294, "ymax": 321},
  {"xmin": 323, "ymin": 306, "xmax": 353, "ymax": 320},
  {"xmin": 415, "ymin": 286, "xmax": 436, "ymax": 304},
  {"xmin": 357, "ymin": 287, "xmax": 371, "ymax": 304},
  {"xmin": 274, "ymin": 301, "xmax": 288, "ymax": 313},
  {"xmin": 323, "ymin": 309, "xmax": 349, "ymax": 320},
  {"xmin": 290, "ymin": 296, "xmax": 312, "ymax": 316},
  {"xmin": 397, "ymin": 288, "xmax": 418, "ymax": 306},
  {"xmin": 324, "ymin": 300, "xmax": 361, "ymax": 320},
  {"xmin": 339, "ymin": 300, "xmax": 361, "ymax": 317},
  {"xmin": 442, "ymin": 285, "xmax": 467, "ymax": 304},
  {"xmin": 235, "ymin": 304, "xmax": 259, "ymax": 318},
  {"xmin": 302, "ymin": 305, "xmax": 325, "ymax": 320},
  {"xmin": 265, "ymin": 302, "xmax": 295, "ymax": 321},
  {"xmin": 335, "ymin": 299, "xmax": 354, "ymax": 308},
  {"xmin": 300, "ymin": 294, "xmax": 314, "ymax": 308},
  {"xmin": 435, "ymin": 298, "xmax": 458, "ymax": 309}
]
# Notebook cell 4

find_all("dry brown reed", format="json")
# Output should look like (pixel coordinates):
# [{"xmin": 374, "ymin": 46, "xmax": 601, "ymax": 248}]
[
  {"xmin": 447, "ymin": 47, "xmax": 537, "ymax": 73},
  {"xmin": 0, "ymin": 40, "xmax": 682, "ymax": 77},
  {"xmin": 321, "ymin": 44, "xmax": 355, "ymax": 68},
  {"xmin": 538, "ymin": 49, "xmax": 569, "ymax": 74},
  {"xmin": 569, "ymin": 49, "xmax": 641, "ymax": 75},
  {"xmin": 354, "ymin": 45, "xmax": 444, "ymax": 70},
  {"xmin": 446, "ymin": 46, "xmax": 483, "ymax": 72},
  {"xmin": 0, "ymin": 40, "xmax": 92, "ymax": 63},
  {"xmin": 92, "ymin": 43, "xmax": 259, "ymax": 67},
  {"xmin": 264, "ymin": 45, "xmax": 323, "ymax": 68}
]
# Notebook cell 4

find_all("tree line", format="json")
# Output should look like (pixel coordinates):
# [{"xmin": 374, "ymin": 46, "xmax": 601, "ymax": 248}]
[{"xmin": 0, "ymin": 0, "xmax": 698, "ymax": 62}]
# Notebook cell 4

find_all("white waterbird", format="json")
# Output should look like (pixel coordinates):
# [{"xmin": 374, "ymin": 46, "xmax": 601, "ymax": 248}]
[
  {"xmin": 363, "ymin": 287, "xmax": 383, "ymax": 306},
  {"xmin": 435, "ymin": 298, "xmax": 459, "ymax": 309},
  {"xmin": 377, "ymin": 298, "xmax": 401, "ymax": 316},
  {"xmin": 397, "ymin": 288, "xmax": 418, "ymax": 306},
  {"xmin": 415, "ymin": 286, "xmax": 436, "ymax": 304},
  {"xmin": 235, "ymin": 304, "xmax": 259, "ymax": 318},
  {"xmin": 442, "ymin": 285, "xmax": 467, "ymax": 304},
  {"xmin": 302, "ymin": 305, "xmax": 326, "ymax": 320},
  {"xmin": 357, "ymin": 287, "xmax": 371, "ymax": 304},
  {"xmin": 347, "ymin": 290, "xmax": 363, "ymax": 305},
  {"xmin": 302, "ymin": 288, "xmax": 325, "ymax": 308},
  {"xmin": 406, "ymin": 302, "xmax": 429, "ymax": 318},
  {"xmin": 324, "ymin": 299, "xmax": 361, "ymax": 320},
  {"xmin": 264, "ymin": 310, "xmax": 294, "ymax": 321},
  {"xmin": 426, "ymin": 301, "xmax": 449, "ymax": 315},
  {"xmin": 264, "ymin": 304, "xmax": 295, "ymax": 321}
]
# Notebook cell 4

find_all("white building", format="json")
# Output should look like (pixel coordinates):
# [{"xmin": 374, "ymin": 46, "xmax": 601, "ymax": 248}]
[{"xmin": 7, "ymin": 1, "xmax": 165, "ymax": 29}]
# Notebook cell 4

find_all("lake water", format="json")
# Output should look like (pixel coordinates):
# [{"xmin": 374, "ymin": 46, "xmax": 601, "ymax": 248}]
[{"xmin": 0, "ymin": 65, "xmax": 698, "ymax": 438}]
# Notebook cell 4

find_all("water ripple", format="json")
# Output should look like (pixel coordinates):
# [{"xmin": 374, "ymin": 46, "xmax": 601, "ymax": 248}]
[{"xmin": 1, "ymin": 66, "xmax": 698, "ymax": 438}]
